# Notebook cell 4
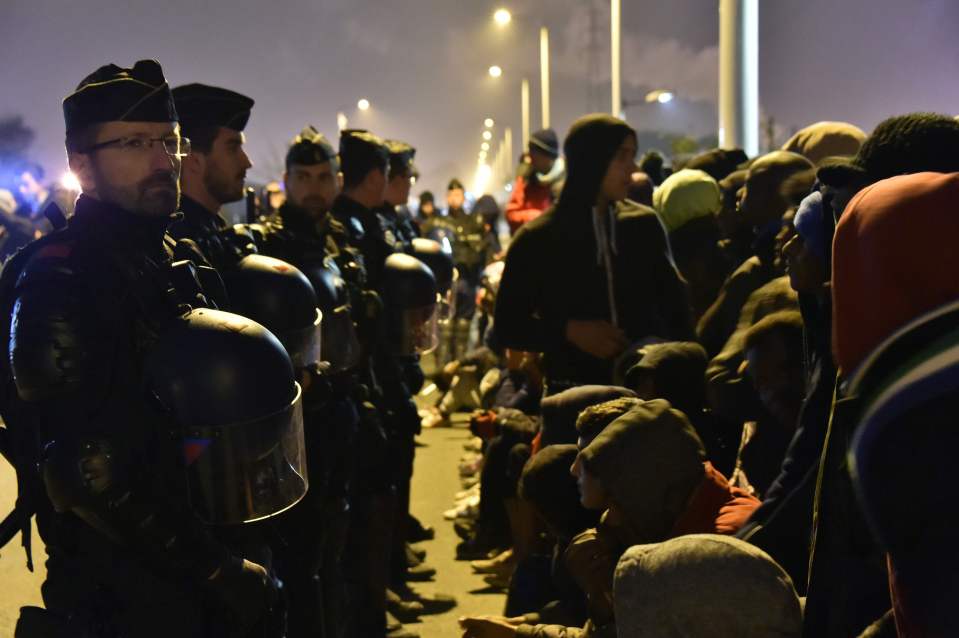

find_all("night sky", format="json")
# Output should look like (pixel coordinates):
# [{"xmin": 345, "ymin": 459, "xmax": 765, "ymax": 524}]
[{"xmin": 2, "ymin": 0, "xmax": 958, "ymax": 197}]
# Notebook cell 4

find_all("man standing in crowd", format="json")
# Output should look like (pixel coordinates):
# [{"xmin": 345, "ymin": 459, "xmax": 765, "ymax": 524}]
[
  {"xmin": 495, "ymin": 114, "xmax": 692, "ymax": 394},
  {"xmin": 505, "ymin": 128, "xmax": 565, "ymax": 235},
  {"xmin": 1, "ymin": 59, "xmax": 277, "ymax": 638}
]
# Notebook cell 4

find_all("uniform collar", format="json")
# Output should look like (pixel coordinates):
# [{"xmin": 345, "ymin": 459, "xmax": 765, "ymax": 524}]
[
  {"xmin": 179, "ymin": 195, "xmax": 227, "ymax": 233},
  {"xmin": 72, "ymin": 193, "xmax": 172, "ymax": 254}
]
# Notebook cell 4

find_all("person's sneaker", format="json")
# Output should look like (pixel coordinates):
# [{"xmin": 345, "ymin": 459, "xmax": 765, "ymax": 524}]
[
  {"xmin": 458, "ymin": 455, "xmax": 482, "ymax": 477},
  {"xmin": 443, "ymin": 495, "xmax": 478, "ymax": 520},
  {"xmin": 421, "ymin": 408, "xmax": 450, "ymax": 429},
  {"xmin": 394, "ymin": 584, "xmax": 458, "ymax": 615},
  {"xmin": 405, "ymin": 562, "xmax": 437, "ymax": 582},
  {"xmin": 456, "ymin": 537, "xmax": 502, "ymax": 561},
  {"xmin": 406, "ymin": 514, "xmax": 435, "ymax": 543},
  {"xmin": 470, "ymin": 548, "xmax": 515, "ymax": 575},
  {"xmin": 455, "ymin": 484, "xmax": 480, "ymax": 500},
  {"xmin": 387, "ymin": 589, "xmax": 424, "ymax": 623},
  {"xmin": 453, "ymin": 519, "xmax": 475, "ymax": 541},
  {"xmin": 463, "ymin": 436, "xmax": 484, "ymax": 452}
]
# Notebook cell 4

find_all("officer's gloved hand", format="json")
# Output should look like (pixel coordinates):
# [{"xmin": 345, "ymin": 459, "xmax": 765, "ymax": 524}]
[{"xmin": 206, "ymin": 556, "xmax": 277, "ymax": 633}]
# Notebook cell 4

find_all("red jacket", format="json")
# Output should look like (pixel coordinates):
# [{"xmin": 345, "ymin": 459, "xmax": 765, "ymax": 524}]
[{"xmin": 506, "ymin": 173, "xmax": 555, "ymax": 234}]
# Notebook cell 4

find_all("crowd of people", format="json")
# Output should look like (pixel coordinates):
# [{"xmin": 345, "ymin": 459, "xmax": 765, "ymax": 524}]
[
  {"xmin": 434, "ymin": 112, "xmax": 959, "ymax": 638},
  {"xmin": 1, "ymin": 54, "xmax": 958, "ymax": 638}
]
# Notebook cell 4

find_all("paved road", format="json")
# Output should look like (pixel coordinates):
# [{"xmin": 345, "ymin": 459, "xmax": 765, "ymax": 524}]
[
  {"xmin": 407, "ymin": 425, "xmax": 505, "ymax": 638},
  {"xmin": 0, "ymin": 424, "xmax": 503, "ymax": 637},
  {"xmin": 0, "ymin": 456, "xmax": 45, "ymax": 635}
]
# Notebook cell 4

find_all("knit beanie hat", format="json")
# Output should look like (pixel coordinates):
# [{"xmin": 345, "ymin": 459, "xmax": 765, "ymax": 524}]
[
  {"xmin": 653, "ymin": 169, "xmax": 722, "ymax": 233},
  {"xmin": 792, "ymin": 190, "xmax": 826, "ymax": 259}
]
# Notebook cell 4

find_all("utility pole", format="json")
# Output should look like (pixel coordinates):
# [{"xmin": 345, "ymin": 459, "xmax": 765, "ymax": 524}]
[
  {"xmin": 611, "ymin": 0, "xmax": 622, "ymax": 118},
  {"xmin": 521, "ymin": 78, "xmax": 531, "ymax": 148},
  {"xmin": 718, "ymin": 0, "xmax": 759, "ymax": 156},
  {"xmin": 540, "ymin": 28, "xmax": 551, "ymax": 128}
]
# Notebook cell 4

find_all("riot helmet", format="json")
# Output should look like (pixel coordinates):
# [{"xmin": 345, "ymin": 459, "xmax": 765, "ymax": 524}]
[
  {"xmin": 295, "ymin": 259, "xmax": 362, "ymax": 372},
  {"xmin": 145, "ymin": 308, "xmax": 307, "ymax": 525},
  {"xmin": 411, "ymin": 237, "xmax": 457, "ymax": 320},
  {"xmin": 219, "ymin": 254, "xmax": 323, "ymax": 369},
  {"xmin": 380, "ymin": 253, "xmax": 439, "ymax": 355}
]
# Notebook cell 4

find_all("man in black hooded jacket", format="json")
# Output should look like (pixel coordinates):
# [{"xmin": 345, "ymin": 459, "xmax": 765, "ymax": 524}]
[{"xmin": 494, "ymin": 114, "xmax": 692, "ymax": 394}]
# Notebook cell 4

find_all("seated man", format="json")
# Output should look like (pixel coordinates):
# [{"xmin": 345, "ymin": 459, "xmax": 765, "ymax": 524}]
[{"xmin": 461, "ymin": 399, "xmax": 759, "ymax": 638}]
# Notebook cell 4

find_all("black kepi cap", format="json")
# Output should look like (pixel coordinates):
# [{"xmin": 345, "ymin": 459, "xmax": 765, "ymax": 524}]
[
  {"xmin": 339, "ymin": 129, "xmax": 389, "ymax": 173},
  {"xmin": 63, "ymin": 59, "xmax": 177, "ymax": 134},
  {"xmin": 386, "ymin": 139, "xmax": 417, "ymax": 177},
  {"xmin": 286, "ymin": 125, "xmax": 337, "ymax": 168},
  {"xmin": 171, "ymin": 83, "xmax": 254, "ymax": 132}
]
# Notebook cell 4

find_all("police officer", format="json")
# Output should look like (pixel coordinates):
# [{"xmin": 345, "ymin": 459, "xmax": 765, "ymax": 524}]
[
  {"xmin": 255, "ymin": 127, "xmax": 374, "ymax": 638},
  {"xmin": 444, "ymin": 179, "xmax": 492, "ymax": 360},
  {"xmin": 168, "ymin": 83, "xmax": 255, "ymax": 269},
  {"xmin": 377, "ymin": 140, "xmax": 420, "ymax": 250},
  {"xmin": 371, "ymin": 142, "xmax": 457, "ymax": 612},
  {"xmin": 1, "ymin": 60, "xmax": 285, "ymax": 638}
]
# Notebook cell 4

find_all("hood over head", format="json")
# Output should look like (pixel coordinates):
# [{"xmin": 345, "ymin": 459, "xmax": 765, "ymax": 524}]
[
  {"xmin": 625, "ymin": 341, "xmax": 708, "ymax": 416},
  {"xmin": 556, "ymin": 114, "xmax": 636, "ymax": 216},
  {"xmin": 686, "ymin": 148, "xmax": 749, "ymax": 181},
  {"xmin": 832, "ymin": 171, "xmax": 959, "ymax": 374},
  {"xmin": 539, "ymin": 384, "xmax": 637, "ymax": 447},
  {"xmin": 519, "ymin": 444, "xmax": 599, "ymax": 539},
  {"xmin": 782, "ymin": 121, "xmax": 867, "ymax": 165},
  {"xmin": 580, "ymin": 399, "xmax": 705, "ymax": 542},
  {"xmin": 614, "ymin": 534, "xmax": 802, "ymax": 638}
]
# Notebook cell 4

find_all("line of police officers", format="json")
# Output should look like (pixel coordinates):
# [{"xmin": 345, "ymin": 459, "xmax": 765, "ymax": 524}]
[{"xmin": 0, "ymin": 59, "xmax": 460, "ymax": 638}]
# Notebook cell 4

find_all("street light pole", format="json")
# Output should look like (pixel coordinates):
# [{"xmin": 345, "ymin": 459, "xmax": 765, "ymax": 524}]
[
  {"xmin": 504, "ymin": 127, "xmax": 514, "ymax": 181},
  {"xmin": 718, "ymin": 0, "xmax": 759, "ymax": 156},
  {"xmin": 611, "ymin": 0, "xmax": 621, "ymax": 118},
  {"xmin": 521, "ymin": 78, "xmax": 531, "ymax": 148},
  {"xmin": 539, "ymin": 27, "xmax": 551, "ymax": 129}
]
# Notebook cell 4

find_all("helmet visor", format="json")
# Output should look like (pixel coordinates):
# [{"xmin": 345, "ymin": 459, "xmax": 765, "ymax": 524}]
[
  {"xmin": 182, "ymin": 383, "xmax": 308, "ymax": 525},
  {"xmin": 281, "ymin": 309, "xmax": 323, "ymax": 369},
  {"xmin": 395, "ymin": 302, "xmax": 439, "ymax": 355},
  {"xmin": 322, "ymin": 304, "xmax": 363, "ymax": 372}
]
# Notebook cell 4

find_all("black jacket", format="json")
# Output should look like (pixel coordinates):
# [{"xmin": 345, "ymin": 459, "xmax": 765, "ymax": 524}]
[
  {"xmin": 3, "ymin": 195, "xmax": 235, "ymax": 635},
  {"xmin": 167, "ymin": 195, "xmax": 248, "ymax": 272},
  {"xmin": 495, "ymin": 197, "xmax": 691, "ymax": 385}
]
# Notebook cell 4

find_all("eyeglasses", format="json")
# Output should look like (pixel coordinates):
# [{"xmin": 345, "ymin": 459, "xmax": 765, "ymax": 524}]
[{"xmin": 85, "ymin": 135, "xmax": 191, "ymax": 158}]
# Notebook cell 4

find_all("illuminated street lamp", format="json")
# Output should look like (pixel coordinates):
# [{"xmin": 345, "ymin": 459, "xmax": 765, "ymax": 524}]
[
  {"xmin": 481, "ymin": 142, "xmax": 490, "ymax": 151},
  {"xmin": 484, "ymin": 118, "xmax": 495, "ymax": 128},
  {"xmin": 645, "ymin": 89, "xmax": 675, "ymax": 104},
  {"xmin": 488, "ymin": 65, "xmax": 503, "ymax": 78},
  {"xmin": 482, "ymin": 130, "xmax": 492, "ymax": 141},
  {"xmin": 492, "ymin": 10, "xmax": 549, "ymax": 128},
  {"xmin": 357, "ymin": 98, "xmax": 371, "ymax": 111}
]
